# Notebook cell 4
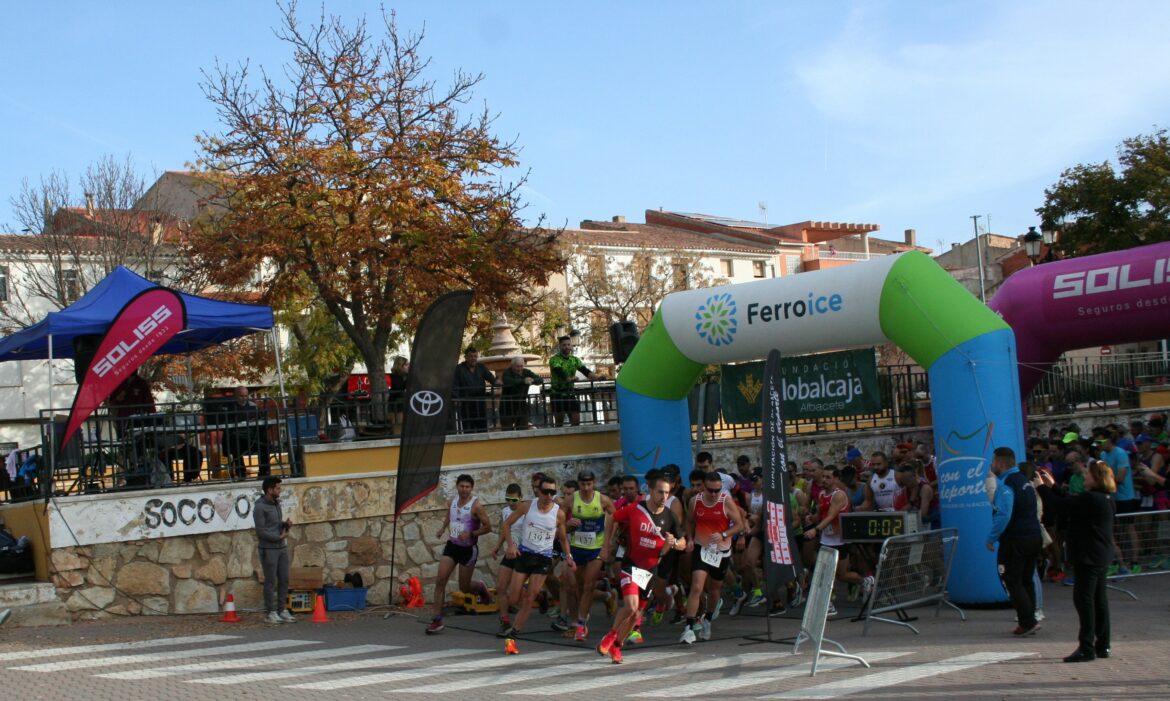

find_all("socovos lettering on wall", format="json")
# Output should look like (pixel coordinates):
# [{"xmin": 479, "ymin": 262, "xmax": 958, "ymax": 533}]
[{"xmin": 142, "ymin": 494, "xmax": 255, "ymax": 529}]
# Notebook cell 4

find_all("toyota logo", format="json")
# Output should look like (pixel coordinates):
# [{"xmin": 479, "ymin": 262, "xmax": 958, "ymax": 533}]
[{"xmin": 409, "ymin": 390, "xmax": 445, "ymax": 417}]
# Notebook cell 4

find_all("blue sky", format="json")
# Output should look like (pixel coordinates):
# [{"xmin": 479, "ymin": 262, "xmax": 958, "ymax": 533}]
[{"xmin": 2, "ymin": 1, "xmax": 1168, "ymax": 250}]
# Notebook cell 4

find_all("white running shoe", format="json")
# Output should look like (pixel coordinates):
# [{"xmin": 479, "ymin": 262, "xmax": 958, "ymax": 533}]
[
  {"xmin": 265, "ymin": 611, "xmax": 283, "ymax": 625},
  {"xmin": 826, "ymin": 602, "xmax": 838, "ymax": 617},
  {"xmin": 728, "ymin": 591, "xmax": 749, "ymax": 617},
  {"xmin": 861, "ymin": 575, "xmax": 875, "ymax": 598},
  {"xmin": 279, "ymin": 610, "xmax": 296, "ymax": 623},
  {"xmin": 679, "ymin": 626, "xmax": 697, "ymax": 644},
  {"xmin": 699, "ymin": 618, "xmax": 712, "ymax": 641}
]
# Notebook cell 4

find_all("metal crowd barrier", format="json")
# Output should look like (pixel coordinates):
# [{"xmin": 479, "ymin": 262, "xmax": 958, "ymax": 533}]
[
  {"xmin": 859, "ymin": 527, "xmax": 966, "ymax": 635},
  {"xmin": 1106, "ymin": 508, "xmax": 1170, "ymax": 601}
]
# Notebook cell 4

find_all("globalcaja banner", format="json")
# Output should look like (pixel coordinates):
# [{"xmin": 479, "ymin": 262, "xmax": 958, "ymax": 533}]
[{"xmin": 719, "ymin": 348, "xmax": 880, "ymax": 422}]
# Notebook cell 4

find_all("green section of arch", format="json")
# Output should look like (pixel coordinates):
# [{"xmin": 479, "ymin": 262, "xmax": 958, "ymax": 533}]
[
  {"xmin": 616, "ymin": 307, "xmax": 705, "ymax": 400},
  {"xmin": 878, "ymin": 251, "xmax": 1009, "ymax": 370}
]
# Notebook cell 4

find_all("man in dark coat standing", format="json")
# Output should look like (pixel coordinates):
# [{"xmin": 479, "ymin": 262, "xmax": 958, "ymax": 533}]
[{"xmin": 986, "ymin": 446, "xmax": 1043, "ymax": 636}]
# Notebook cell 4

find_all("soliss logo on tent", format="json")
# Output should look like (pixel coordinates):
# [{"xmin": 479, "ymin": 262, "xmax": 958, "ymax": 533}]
[
  {"xmin": 695, "ymin": 292, "xmax": 737, "ymax": 346},
  {"xmin": 410, "ymin": 390, "xmax": 444, "ymax": 416}
]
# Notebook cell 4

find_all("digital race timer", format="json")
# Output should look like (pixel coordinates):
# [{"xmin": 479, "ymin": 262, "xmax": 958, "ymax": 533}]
[{"xmin": 840, "ymin": 511, "xmax": 920, "ymax": 542}]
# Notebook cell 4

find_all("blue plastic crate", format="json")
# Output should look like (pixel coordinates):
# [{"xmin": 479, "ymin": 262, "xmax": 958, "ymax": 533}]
[{"xmin": 323, "ymin": 585, "xmax": 368, "ymax": 611}]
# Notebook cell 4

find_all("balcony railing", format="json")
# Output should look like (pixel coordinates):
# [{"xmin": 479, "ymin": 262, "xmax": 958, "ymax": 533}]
[{"xmin": 5, "ymin": 354, "xmax": 1166, "ymax": 502}]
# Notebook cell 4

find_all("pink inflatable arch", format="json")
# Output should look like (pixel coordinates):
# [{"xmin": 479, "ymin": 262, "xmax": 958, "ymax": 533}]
[{"xmin": 989, "ymin": 241, "xmax": 1170, "ymax": 397}]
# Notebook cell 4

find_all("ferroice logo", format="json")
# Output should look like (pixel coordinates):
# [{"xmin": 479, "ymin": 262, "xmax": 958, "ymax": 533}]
[
  {"xmin": 410, "ymin": 390, "xmax": 444, "ymax": 417},
  {"xmin": 695, "ymin": 293, "xmax": 737, "ymax": 347}
]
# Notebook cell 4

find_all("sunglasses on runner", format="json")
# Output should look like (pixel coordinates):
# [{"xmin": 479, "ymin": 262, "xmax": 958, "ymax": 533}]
[
  {"xmin": 705, "ymin": 487, "xmax": 721, "ymax": 495},
  {"xmin": 540, "ymin": 488, "xmax": 558, "ymax": 496},
  {"xmin": 505, "ymin": 496, "xmax": 520, "ymax": 503}
]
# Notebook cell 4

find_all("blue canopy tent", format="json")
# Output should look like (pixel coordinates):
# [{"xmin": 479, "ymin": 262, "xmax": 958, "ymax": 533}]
[
  {"xmin": 0, "ymin": 266, "xmax": 274, "ymax": 360},
  {"xmin": 0, "ymin": 265, "xmax": 282, "ymax": 410},
  {"xmin": 0, "ymin": 266, "xmax": 283, "ymax": 487}
]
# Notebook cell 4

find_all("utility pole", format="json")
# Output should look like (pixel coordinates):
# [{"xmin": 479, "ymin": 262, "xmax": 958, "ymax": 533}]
[{"xmin": 970, "ymin": 215, "xmax": 987, "ymax": 302}]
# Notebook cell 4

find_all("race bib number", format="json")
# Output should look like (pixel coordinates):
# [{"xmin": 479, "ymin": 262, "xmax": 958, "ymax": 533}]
[
  {"xmin": 615, "ymin": 545, "xmax": 626, "ymax": 558},
  {"xmin": 523, "ymin": 525, "xmax": 555, "ymax": 552},
  {"xmin": 571, "ymin": 531, "xmax": 597, "ymax": 548},
  {"xmin": 700, "ymin": 546, "xmax": 727, "ymax": 567},
  {"xmin": 449, "ymin": 522, "xmax": 463, "ymax": 540},
  {"xmin": 630, "ymin": 566, "xmax": 652, "ymax": 590}
]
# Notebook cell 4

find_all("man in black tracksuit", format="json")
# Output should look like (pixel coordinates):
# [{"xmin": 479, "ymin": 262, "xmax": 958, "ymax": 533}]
[{"xmin": 986, "ymin": 446, "xmax": 1043, "ymax": 636}]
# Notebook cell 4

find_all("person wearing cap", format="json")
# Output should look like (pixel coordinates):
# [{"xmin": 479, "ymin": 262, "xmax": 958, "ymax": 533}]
[
  {"xmin": 549, "ymin": 335, "xmax": 600, "ymax": 427},
  {"xmin": 561, "ymin": 470, "xmax": 615, "ymax": 642}
]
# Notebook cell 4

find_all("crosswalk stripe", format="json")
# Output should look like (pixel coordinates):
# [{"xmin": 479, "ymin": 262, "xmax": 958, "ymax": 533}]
[
  {"xmin": 188, "ymin": 648, "xmax": 485, "ymax": 685},
  {"xmin": 284, "ymin": 650, "xmax": 582, "ymax": 690},
  {"xmin": 6, "ymin": 635, "xmax": 239, "ymax": 661},
  {"xmin": 394, "ymin": 650, "xmax": 682, "ymax": 694},
  {"xmin": 97, "ymin": 644, "xmax": 401, "ymax": 680},
  {"xmin": 503, "ymin": 653, "xmax": 778, "ymax": 695},
  {"xmin": 631, "ymin": 652, "xmax": 910, "ymax": 697},
  {"xmin": 13, "ymin": 639, "xmax": 317, "ymax": 673},
  {"xmin": 761, "ymin": 652, "xmax": 1034, "ymax": 699}
]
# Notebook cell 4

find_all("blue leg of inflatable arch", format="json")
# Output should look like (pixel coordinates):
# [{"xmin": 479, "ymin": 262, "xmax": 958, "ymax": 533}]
[
  {"xmin": 615, "ymin": 385, "xmax": 693, "ymax": 481},
  {"xmin": 929, "ymin": 329, "xmax": 1026, "ymax": 603}
]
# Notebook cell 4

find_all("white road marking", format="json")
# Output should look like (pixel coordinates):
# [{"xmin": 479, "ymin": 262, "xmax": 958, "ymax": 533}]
[
  {"xmin": 393, "ymin": 650, "xmax": 681, "ymax": 693},
  {"xmin": 762, "ymin": 652, "xmax": 1035, "ymax": 699},
  {"xmin": 13, "ymin": 639, "xmax": 316, "ymax": 672},
  {"xmin": 504, "ymin": 653, "xmax": 777, "ymax": 695},
  {"xmin": 5, "ymin": 635, "xmax": 239, "ymax": 661},
  {"xmin": 188, "ymin": 648, "xmax": 485, "ymax": 685},
  {"xmin": 632, "ymin": 651, "xmax": 909, "ymax": 697},
  {"xmin": 284, "ymin": 650, "xmax": 581, "ymax": 690},
  {"xmin": 97, "ymin": 644, "xmax": 400, "ymax": 679}
]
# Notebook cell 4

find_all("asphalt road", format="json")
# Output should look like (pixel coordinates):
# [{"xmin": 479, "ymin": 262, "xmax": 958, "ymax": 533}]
[{"xmin": 0, "ymin": 574, "xmax": 1166, "ymax": 701}]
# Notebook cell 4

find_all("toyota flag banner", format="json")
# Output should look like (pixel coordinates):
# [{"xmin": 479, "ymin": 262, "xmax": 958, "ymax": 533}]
[
  {"xmin": 394, "ymin": 290, "xmax": 474, "ymax": 514},
  {"xmin": 59, "ymin": 287, "xmax": 186, "ymax": 455},
  {"xmin": 761, "ymin": 349, "xmax": 802, "ymax": 600}
]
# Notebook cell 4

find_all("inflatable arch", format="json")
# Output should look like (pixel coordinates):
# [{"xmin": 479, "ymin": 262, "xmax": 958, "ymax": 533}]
[
  {"xmin": 990, "ymin": 240, "xmax": 1170, "ymax": 398},
  {"xmin": 617, "ymin": 251, "xmax": 1024, "ymax": 603}
]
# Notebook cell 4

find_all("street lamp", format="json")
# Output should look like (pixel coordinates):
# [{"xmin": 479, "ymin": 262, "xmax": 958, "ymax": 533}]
[{"xmin": 1022, "ymin": 226, "xmax": 1043, "ymax": 263}]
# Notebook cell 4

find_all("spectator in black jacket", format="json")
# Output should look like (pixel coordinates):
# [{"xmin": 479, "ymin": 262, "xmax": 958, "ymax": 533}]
[
  {"xmin": 453, "ymin": 347, "xmax": 496, "ymax": 433},
  {"xmin": 498, "ymin": 357, "xmax": 542, "ymax": 430},
  {"xmin": 1037, "ymin": 460, "xmax": 1115, "ymax": 662}
]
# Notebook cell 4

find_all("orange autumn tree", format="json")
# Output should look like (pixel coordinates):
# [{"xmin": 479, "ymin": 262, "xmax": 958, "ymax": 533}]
[{"xmin": 187, "ymin": 4, "xmax": 561, "ymax": 414}]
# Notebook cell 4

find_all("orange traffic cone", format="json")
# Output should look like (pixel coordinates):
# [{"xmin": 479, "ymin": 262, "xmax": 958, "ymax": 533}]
[
  {"xmin": 311, "ymin": 592, "xmax": 330, "ymax": 623},
  {"xmin": 406, "ymin": 576, "xmax": 426, "ymax": 608},
  {"xmin": 220, "ymin": 594, "xmax": 241, "ymax": 623}
]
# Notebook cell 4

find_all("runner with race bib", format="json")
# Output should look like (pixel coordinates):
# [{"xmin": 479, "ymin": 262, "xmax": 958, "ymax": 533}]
[
  {"xmin": 597, "ymin": 475, "xmax": 686, "ymax": 664},
  {"xmin": 681, "ymin": 471, "xmax": 745, "ymax": 644}
]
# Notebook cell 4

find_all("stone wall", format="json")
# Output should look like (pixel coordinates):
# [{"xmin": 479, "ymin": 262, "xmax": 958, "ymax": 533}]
[{"xmin": 45, "ymin": 453, "xmax": 623, "ymax": 620}]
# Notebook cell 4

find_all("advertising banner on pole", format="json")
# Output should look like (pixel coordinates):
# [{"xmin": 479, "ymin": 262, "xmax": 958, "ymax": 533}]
[
  {"xmin": 720, "ymin": 348, "xmax": 879, "ymax": 422},
  {"xmin": 761, "ymin": 349, "xmax": 802, "ymax": 599},
  {"xmin": 59, "ymin": 287, "xmax": 186, "ymax": 455},
  {"xmin": 394, "ymin": 290, "xmax": 474, "ymax": 515}
]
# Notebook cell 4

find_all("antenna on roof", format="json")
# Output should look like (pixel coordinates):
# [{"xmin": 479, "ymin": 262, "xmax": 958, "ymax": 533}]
[{"xmin": 758, "ymin": 201, "xmax": 768, "ymax": 225}]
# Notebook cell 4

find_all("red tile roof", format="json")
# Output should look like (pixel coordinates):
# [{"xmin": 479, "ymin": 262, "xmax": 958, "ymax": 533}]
[{"xmin": 571, "ymin": 220, "xmax": 776, "ymax": 254}]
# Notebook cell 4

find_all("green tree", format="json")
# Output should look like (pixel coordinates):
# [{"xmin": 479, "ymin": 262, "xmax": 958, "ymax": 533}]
[
  {"xmin": 1038, "ymin": 128, "xmax": 1170, "ymax": 255},
  {"xmin": 188, "ymin": 3, "xmax": 562, "ymax": 416}
]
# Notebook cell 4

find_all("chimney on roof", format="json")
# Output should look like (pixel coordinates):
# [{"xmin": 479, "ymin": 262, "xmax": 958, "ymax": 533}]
[
  {"xmin": 84, "ymin": 192, "xmax": 95, "ymax": 217},
  {"xmin": 951, "ymin": 243, "xmax": 960, "ymax": 250},
  {"xmin": 904, "ymin": 229, "xmax": 917, "ymax": 248},
  {"xmin": 612, "ymin": 215, "xmax": 626, "ymax": 224}
]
